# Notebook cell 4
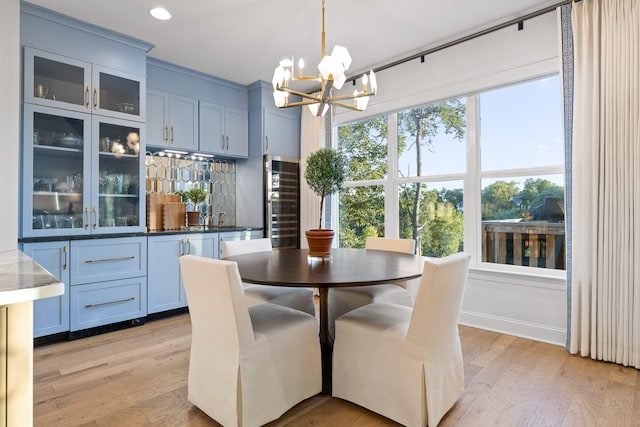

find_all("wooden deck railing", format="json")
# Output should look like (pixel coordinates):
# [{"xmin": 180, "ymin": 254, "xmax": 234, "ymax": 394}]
[{"xmin": 482, "ymin": 221, "xmax": 566, "ymax": 270}]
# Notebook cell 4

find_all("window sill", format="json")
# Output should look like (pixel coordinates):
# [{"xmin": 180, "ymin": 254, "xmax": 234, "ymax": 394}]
[{"xmin": 468, "ymin": 263, "xmax": 567, "ymax": 291}]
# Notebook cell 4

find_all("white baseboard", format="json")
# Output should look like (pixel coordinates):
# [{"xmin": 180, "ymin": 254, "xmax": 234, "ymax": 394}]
[{"xmin": 459, "ymin": 309, "xmax": 567, "ymax": 347}]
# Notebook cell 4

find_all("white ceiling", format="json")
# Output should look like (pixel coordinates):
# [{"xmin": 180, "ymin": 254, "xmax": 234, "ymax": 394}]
[{"xmin": 25, "ymin": 0, "xmax": 562, "ymax": 87}]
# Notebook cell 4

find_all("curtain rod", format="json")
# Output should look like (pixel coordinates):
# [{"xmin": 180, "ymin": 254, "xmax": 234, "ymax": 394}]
[{"xmin": 349, "ymin": 0, "xmax": 575, "ymax": 82}]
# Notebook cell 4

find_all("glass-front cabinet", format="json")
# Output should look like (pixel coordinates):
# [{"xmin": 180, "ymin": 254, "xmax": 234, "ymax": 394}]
[
  {"xmin": 22, "ymin": 104, "xmax": 144, "ymax": 237},
  {"xmin": 24, "ymin": 47, "xmax": 145, "ymax": 122},
  {"xmin": 93, "ymin": 118, "xmax": 143, "ymax": 231}
]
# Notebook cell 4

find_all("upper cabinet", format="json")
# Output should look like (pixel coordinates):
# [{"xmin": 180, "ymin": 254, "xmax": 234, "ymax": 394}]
[
  {"xmin": 19, "ymin": 6, "xmax": 151, "ymax": 238},
  {"xmin": 263, "ymin": 109, "xmax": 300, "ymax": 159},
  {"xmin": 24, "ymin": 47, "xmax": 145, "ymax": 122},
  {"xmin": 248, "ymin": 81, "xmax": 301, "ymax": 159},
  {"xmin": 147, "ymin": 89, "xmax": 198, "ymax": 151},
  {"xmin": 22, "ymin": 103, "xmax": 145, "ymax": 237},
  {"xmin": 146, "ymin": 58, "xmax": 248, "ymax": 157},
  {"xmin": 199, "ymin": 101, "xmax": 248, "ymax": 158}
]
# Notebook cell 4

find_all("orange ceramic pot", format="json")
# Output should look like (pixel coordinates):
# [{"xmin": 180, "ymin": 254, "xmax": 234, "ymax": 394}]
[
  {"xmin": 305, "ymin": 229, "xmax": 335, "ymax": 257},
  {"xmin": 187, "ymin": 211, "xmax": 200, "ymax": 227}
]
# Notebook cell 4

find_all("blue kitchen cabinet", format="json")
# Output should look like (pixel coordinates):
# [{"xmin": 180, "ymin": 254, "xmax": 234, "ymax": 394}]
[
  {"xmin": 147, "ymin": 58, "xmax": 248, "ymax": 157},
  {"xmin": 24, "ymin": 47, "xmax": 146, "ymax": 123},
  {"xmin": 22, "ymin": 241, "xmax": 70, "ymax": 338},
  {"xmin": 248, "ymin": 81, "xmax": 300, "ymax": 159},
  {"xmin": 146, "ymin": 89, "xmax": 198, "ymax": 151},
  {"xmin": 22, "ymin": 103, "xmax": 146, "ymax": 238},
  {"xmin": 199, "ymin": 101, "xmax": 248, "ymax": 158},
  {"xmin": 147, "ymin": 233, "xmax": 216, "ymax": 314},
  {"xmin": 69, "ymin": 237, "xmax": 147, "ymax": 331},
  {"xmin": 70, "ymin": 277, "xmax": 147, "ymax": 332},
  {"xmin": 263, "ymin": 108, "xmax": 300, "ymax": 159}
]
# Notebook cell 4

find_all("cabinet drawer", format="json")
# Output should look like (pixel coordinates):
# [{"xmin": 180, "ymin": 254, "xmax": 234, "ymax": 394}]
[
  {"xmin": 70, "ymin": 278, "xmax": 147, "ymax": 331},
  {"xmin": 71, "ymin": 237, "xmax": 147, "ymax": 285}
]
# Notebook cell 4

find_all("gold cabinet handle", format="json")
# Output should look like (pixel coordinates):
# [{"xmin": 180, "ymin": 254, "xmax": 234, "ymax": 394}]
[
  {"xmin": 84, "ymin": 255, "xmax": 135, "ymax": 264},
  {"xmin": 179, "ymin": 238, "xmax": 184, "ymax": 256},
  {"xmin": 85, "ymin": 297, "xmax": 135, "ymax": 309},
  {"xmin": 186, "ymin": 238, "xmax": 191, "ymax": 254},
  {"xmin": 164, "ymin": 125, "xmax": 169, "ymax": 143},
  {"xmin": 62, "ymin": 245, "xmax": 68, "ymax": 270},
  {"xmin": 226, "ymin": 135, "xmax": 230, "ymax": 151},
  {"xmin": 170, "ymin": 126, "xmax": 174, "ymax": 144},
  {"xmin": 265, "ymin": 135, "xmax": 269, "ymax": 152},
  {"xmin": 93, "ymin": 88, "xmax": 98, "ymax": 110},
  {"xmin": 85, "ymin": 86, "xmax": 90, "ymax": 108},
  {"xmin": 93, "ymin": 207, "xmax": 97, "ymax": 229},
  {"xmin": 221, "ymin": 134, "xmax": 225, "ymax": 150},
  {"xmin": 84, "ymin": 207, "xmax": 89, "ymax": 230}
]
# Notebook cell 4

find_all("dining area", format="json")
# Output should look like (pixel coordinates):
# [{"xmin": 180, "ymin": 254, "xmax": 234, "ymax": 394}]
[{"xmin": 178, "ymin": 237, "xmax": 471, "ymax": 427}]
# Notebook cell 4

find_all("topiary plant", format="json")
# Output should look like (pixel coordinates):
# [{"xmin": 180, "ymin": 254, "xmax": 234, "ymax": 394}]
[
  {"xmin": 185, "ymin": 187, "xmax": 207, "ymax": 207},
  {"xmin": 304, "ymin": 147, "xmax": 348, "ymax": 230}
]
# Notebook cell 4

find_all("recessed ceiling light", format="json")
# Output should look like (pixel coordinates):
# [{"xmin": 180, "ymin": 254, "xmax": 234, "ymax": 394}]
[{"xmin": 149, "ymin": 7, "xmax": 172, "ymax": 21}]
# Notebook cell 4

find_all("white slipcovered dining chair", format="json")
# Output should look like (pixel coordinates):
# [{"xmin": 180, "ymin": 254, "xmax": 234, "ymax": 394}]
[
  {"xmin": 221, "ymin": 238, "xmax": 316, "ymax": 316},
  {"xmin": 179, "ymin": 255, "xmax": 321, "ymax": 427},
  {"xmin": 328, "ymin": 237, "xmax": 417, "ymax": 338},
  {"xmin": 332, "ymin": 252, "xmax": 471, "ymax": 427}
]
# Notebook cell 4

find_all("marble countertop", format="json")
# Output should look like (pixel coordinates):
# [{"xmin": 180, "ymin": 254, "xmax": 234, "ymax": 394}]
[{"xmin": 0, "ymin": 249, "xmax": 64, "ymax": 306}]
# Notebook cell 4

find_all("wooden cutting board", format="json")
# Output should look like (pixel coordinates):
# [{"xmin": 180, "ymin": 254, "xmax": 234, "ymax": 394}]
[
  {"xmin": 146, "ymin": 193, "xmax": 180, "ymax": 230},
  {"xmin": 162, "ymin": 202, "xmax": 187, "ymax": 230}
]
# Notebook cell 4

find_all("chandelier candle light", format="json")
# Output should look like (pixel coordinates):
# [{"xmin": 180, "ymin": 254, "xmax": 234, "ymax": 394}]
[{"xmin": 272, "ymin": 0, "xmax": 377, "ymax": 117}]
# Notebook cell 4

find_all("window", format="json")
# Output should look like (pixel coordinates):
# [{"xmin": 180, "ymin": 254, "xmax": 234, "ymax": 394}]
[
  {"xmin": 479, "ymin": 77, "xmax": 565, "ymax": 270},
  {"xmin": 336, "ymin": 75, "xmax": 565, "ymax": 272},
  {"xmin": 337, "ymin": 117, "xmax": 388, "ymax": 249}
]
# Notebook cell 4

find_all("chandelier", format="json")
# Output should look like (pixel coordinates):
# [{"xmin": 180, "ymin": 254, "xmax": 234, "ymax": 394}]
[{"xmin": 271, "ymin": 0, "xmax": 377, "ymax": 117}]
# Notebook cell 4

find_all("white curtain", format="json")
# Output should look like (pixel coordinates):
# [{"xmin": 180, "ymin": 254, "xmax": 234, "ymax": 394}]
[
  {"xmin": 299, "ymin": 107, "xmax": 325, "ymax": 248},
  {"xmin": 570, "ymin": 0, "xmax": 640, "ymax": 367}
]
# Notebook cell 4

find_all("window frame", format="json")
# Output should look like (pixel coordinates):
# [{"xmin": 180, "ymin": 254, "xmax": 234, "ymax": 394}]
[{"xmin": 335, "ymin": 73, "xmax": 565, "ymax": 279}]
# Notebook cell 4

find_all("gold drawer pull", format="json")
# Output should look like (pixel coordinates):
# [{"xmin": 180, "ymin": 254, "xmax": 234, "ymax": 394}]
[
  {"xmin": 85, "ymin": 297, "xmax": 135, "ymax": 309},
  {"xmin": 84, "ymin": 256, "xmax": 135, "ymax": 263}
]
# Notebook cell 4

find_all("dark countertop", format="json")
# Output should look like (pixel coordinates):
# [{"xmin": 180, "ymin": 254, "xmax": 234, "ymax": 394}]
[{"xmin": 18, "ymin": 226, "xmax": 263, "ymax": 243}]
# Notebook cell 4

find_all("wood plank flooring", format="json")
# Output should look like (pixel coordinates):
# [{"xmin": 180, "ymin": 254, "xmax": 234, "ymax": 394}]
[{"xmin": 33, "ymin": 314, "xmax": 640, "ymax": 426}]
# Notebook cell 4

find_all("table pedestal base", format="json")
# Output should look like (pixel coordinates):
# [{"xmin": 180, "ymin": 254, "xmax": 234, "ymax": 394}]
[{"xmin": 319, "ymin": 287, "xmax": 333, "ymax": 395}]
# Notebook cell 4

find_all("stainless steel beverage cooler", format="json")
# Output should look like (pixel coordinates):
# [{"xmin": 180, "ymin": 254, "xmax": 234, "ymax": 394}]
[{"xmin": 264, "ymin": 155, "xmax": 300, "ymax": 249}]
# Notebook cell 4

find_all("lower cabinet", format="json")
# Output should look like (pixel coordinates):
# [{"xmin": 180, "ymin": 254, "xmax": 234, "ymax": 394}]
[
  {"xmin": 69, "ymin": 236, "xmax": 147, "ymax": 332},
  {"xmin": 25, "ymin": 231, "xmax": 261, "ymax": 337},
  {"xmin": 70, "ymin": 277, "xmax": 147, "ymax": 331},
  {"xmin": 24, "ymin": 236, "xmax": 148, "ymax": 337},
  {"xmin": 22, "ymin": 241, "xmax": 70, "ymax": 338},
  {"xmin": 147, "ymin": 233, "xmax": 216, "ymax": 314}
]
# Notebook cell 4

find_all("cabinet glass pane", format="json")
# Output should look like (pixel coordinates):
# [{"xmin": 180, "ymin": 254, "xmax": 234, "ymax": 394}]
[
  {"xmin": 33, "ymin": 56, "xmax": 85, "ymax": 106},
  {"xmin": 98, "ymin": 122, "xmax": 141, "ymax": 228},
  {"xmin": 32, "ymin": 112, "xmax": 85, "ymax": 230},
  {"xmin": 98, "ymin": 73, "xmax": 140, "ymax": 116}
]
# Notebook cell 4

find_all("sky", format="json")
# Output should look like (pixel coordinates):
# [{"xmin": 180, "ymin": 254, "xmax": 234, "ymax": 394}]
[{"xmin": 397, "ymin": 75, "xmax": 565, "ymax": 188}]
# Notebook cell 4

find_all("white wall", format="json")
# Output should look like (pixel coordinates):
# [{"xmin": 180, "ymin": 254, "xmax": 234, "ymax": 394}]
[
  {"xmin": 0, "ymin": 0, "xmax": 20, "ymax": 251},
  {"xmin": 334, "ymin": 10, "xmax": 568, "ymax": 346},
  {"xmin": 333, "ymin": 12, "xmax": 559, "ymax": 123}
]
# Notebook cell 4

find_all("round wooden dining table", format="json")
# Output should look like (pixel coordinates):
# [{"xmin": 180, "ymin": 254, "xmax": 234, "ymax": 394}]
[{"xmin": 224, "ymin": 247, "xmax": 425, "ymax": 394}]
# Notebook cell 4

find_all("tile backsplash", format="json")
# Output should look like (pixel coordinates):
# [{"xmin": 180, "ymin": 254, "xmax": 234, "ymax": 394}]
[{"xmin": 145, "ymin": 152, "xmax": 236, "ymax": 225}]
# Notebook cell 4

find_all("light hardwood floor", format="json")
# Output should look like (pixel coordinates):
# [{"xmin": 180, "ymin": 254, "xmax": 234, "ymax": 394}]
[{"xmin": 34, "ymin": 314, "xmax": 640, "ymax": 427}]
